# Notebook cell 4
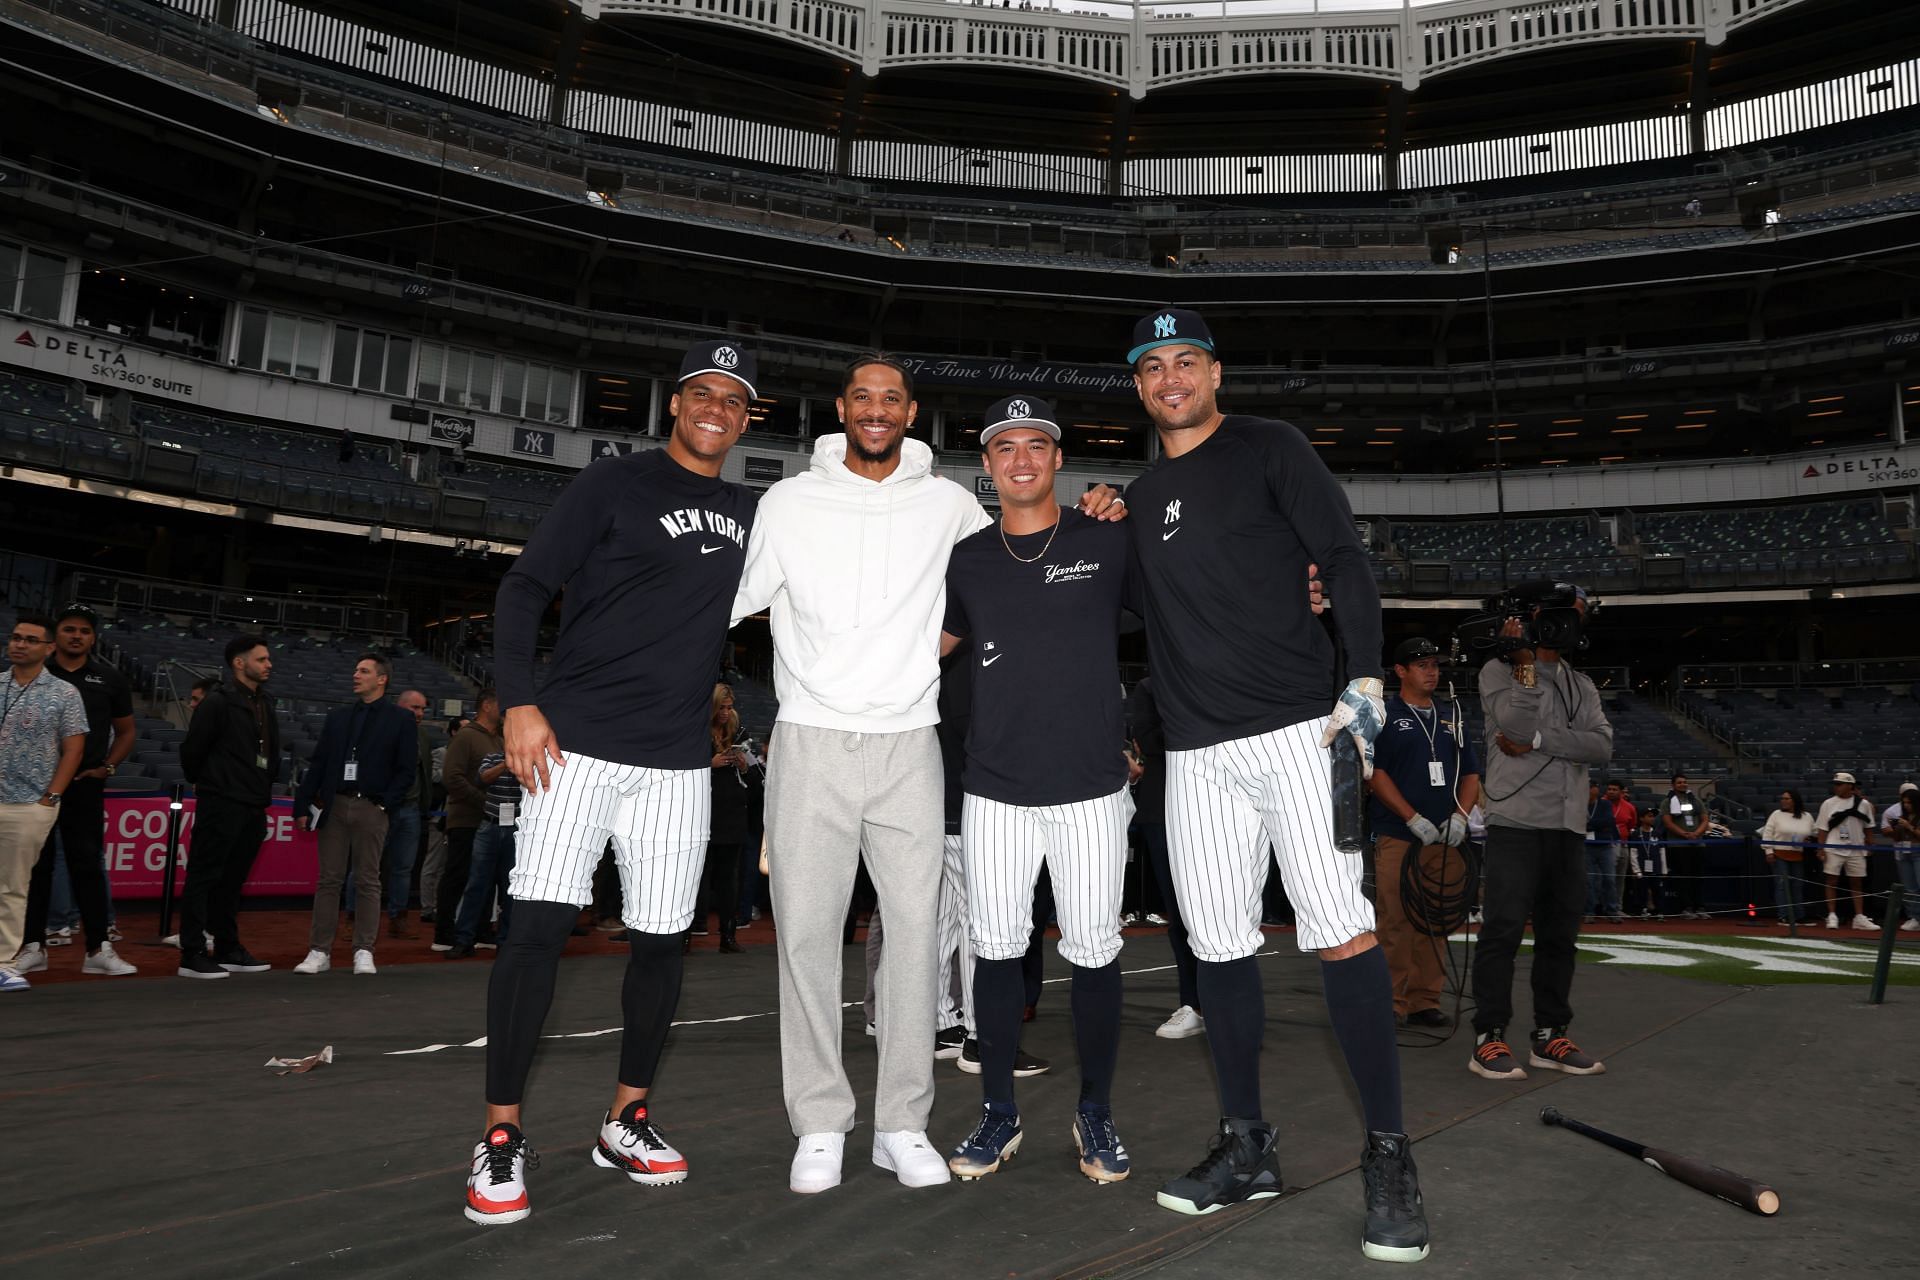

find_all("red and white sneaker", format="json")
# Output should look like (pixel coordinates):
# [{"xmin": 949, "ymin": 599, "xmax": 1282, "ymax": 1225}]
[
  {"xmin": 465, "ymin": 1123, "xmax": 536, "ymax": 1225},
  {"xmin": 591, "ymin": 1101, "xmax": 689, "ymax": 1185}
]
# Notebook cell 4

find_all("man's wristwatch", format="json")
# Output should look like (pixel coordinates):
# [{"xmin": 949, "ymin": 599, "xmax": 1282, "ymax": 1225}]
[{"xmin": 40, "ymin": 791, "xmax": 62, "ymax": 805}]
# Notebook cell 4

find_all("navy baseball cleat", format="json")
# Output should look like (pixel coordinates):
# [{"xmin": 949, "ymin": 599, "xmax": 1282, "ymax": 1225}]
[
  {"xmin": 1072, "ymin": 1107, "xmax": 1130, "ymax": 1183},
  {"xmin": 1360, "ymin": 1131, "xmax": 1430, "ymax": 1262},
  {"xmin": 948, "ymin": 1105, "xmax": 1023, "ymax": 1180},
  {"xmin": 1156, "ymin": 1116, "xmax": 1283, "ymax": 1215}
]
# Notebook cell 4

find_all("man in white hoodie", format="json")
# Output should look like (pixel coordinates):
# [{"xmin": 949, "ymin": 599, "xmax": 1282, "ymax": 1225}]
[{"xmin": 733, "ymin": 355, "xmax": 1124, "ymax": 1195}]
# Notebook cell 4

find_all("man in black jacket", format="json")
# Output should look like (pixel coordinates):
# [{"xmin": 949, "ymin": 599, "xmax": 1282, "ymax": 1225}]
[
  {"xmin": 177, "ymin": 635, "xmax": 281, "ymax": 979},
  {"xmin": 292, "ymin": 653, "xmax": 417, "ymax": 976}
]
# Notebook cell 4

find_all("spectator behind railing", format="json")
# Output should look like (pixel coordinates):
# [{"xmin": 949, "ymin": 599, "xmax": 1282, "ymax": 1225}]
[
  {"xmin": 1881, "ymin": 783, "xmax": 1919, "ymax": 933},
  {"xmin": 1814, "ymin": 772, "xmax": 1877, "ymax": 931},
  {"xmin": 1757, "ymin": 788, "xmax": 1817, "ymax": 926}
]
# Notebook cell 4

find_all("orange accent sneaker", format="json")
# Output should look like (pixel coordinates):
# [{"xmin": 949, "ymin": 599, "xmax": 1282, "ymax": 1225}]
[
  {"xmin": 1469, "ymin": 1031, "xmax": 1527, "ymax": 1080},
  {"xmin": 1529, "ymin": 1028, "xmax": 1606, "ymax": 1075},
  {"xmin": 465, "ymin": 1123, "xmax": 536, "ymax": 1225}
]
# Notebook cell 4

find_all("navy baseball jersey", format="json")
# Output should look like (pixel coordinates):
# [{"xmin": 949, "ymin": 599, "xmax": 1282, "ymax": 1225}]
[
  {"xmin": 495, "ymin": 449, "xmax": 756, "ymax": 771},
  {"xmin": 1368, "ymin": 695, "xmax": 1480, "ymax": 841},
  {"xmin": 1126, "ymin": 416, "xmax": 1382, "ymax": 751},
  {"xmin": 942, "ymin": 507, "xmax": 1136, "ymax": 807}
]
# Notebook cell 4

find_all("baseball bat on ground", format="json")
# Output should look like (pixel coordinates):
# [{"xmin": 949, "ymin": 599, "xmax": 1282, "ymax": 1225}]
[{"xmin": 1539, "ymin": 1106, "xmax": 1780, "ymax": 1216}]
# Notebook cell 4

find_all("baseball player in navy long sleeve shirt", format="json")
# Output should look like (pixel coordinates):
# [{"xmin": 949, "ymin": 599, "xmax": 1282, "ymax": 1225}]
[
  {"xmin": 462, "ymin": 341, "xmax": 759, "ymax": 1228},
  {"xmin": 1120, "ymin": 310, "xmax": 1427, "ymax": 1262}
]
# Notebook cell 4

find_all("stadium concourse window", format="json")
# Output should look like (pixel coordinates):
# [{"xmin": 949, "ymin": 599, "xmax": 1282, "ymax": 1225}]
[
  {"xmin": 329, "ymin": 325, "xmax": 413, "ymax": 396},
  {"xmin": 752, "ymin": 396, "xmax": 802, "ymax": 438},
  {"xmin": 1, "ymin": 238, "xmax": 68, "ymax": 322},
  {"xmin": 498, "ymin": 357, "xmax": 574, "ymax": 425},
  {"xmin": 235, "ymin": 305, "xmax": 327, "ymax": 380},
  {"xmin": 582, "ymin": 370, "xmax": 639, "ymax": 434},
  {"xmin": 415, "ymin": 341, "xmax": 495, "ymax": 414},
  {"xmin": 72, "ymin": 268, "xmax": 223, "ymax": 362}
]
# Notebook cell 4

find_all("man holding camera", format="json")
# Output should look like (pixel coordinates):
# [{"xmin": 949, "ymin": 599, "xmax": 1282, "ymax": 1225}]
[{"xmin": 1470, "ymin": 588, "xmax": 1613, "ymax": 1081}]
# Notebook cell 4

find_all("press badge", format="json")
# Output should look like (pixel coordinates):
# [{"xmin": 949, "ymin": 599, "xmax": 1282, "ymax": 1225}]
[
  {"xmin": 255, "ymin": 753, "xmax": 268, "ymax": 769},
  {"xmin": 499, "ymin": 802, "xmax": 516, "ymax": 830},
  {"xmin": 1428, "ymin": 761, "xmax": 1446, "ymax": 787},
  {"xmin": 343, "ymin": 759, "xmax": 359, "ymax": 782}
]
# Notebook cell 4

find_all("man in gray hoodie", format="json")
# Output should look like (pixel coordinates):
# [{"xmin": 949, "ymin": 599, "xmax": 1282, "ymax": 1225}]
[{"xmin": 1469, "ymin": 592, "xmax": 1613, "ymax": 1083}]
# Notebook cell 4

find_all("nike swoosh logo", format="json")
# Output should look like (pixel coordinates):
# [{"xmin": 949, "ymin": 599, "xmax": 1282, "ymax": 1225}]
[
  {"xmin": 1161, "ymin": 528, "xmax": 1181, "ymax": 541},
  {"xmin": 700, "ymin": 544, "xmax": 724, "ymax": 554},
  {"xmin": 981, "ymin": 655, "xmax": 1004, "ymax": 667}
]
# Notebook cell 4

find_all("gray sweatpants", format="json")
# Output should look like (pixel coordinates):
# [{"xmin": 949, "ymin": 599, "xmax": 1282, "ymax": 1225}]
[{"xmin": 768, "ymin": 723, "xmax": 943, "ymax": 1136}]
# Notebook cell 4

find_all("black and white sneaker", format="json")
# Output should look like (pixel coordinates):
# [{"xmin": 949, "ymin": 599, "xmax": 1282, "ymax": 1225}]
[
  {"xmin": 956, "ymin": 1039, "xmax": 1051, "ymax": 1077},
  {"xmin": 1155, "ymin": 1117, "xmax": 1283, "ymax": 1215},
  {"xmin": 177, "ymin": 953, "xmax": 231, "ymax": 981},
  {"xmin": 934, "ymin": 1024, "xmax": 966, "ymax": 1059},
  {"xmin": 1360, "ymin": 1131, "xmax": 1430, "ymax": 1262},
  {"xmin": 215, "ymin": 946, "xmax": 271, "ymax": 974}
]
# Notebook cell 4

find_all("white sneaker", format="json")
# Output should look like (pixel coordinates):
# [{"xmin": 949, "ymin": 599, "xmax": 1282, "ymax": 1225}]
[
  {"xmin": 1824, "ymin": 914, "xmax": 1840, "ymax": 930},
  {"xmin": 790, "ymin": 1132, "xmax": 845, "ymax": 1194},
  {"xmin": 45, "ymin": 925, "xmax": 72, "ymax": 947},
  {"xmin": 1851, "ymin": 915, "xmax": 1876, "ymax": 931},
  {"xmin": 293, "ymin": 949, "xmax": 331, "ymax": 975},
  {"xmin": 11, "ymin": 943, "xmax": 48, "ymax": 974},
  {"xmin": 1901, "ymin": 919, "xmax": 1920, "ymax": 932},
  {"xmin": 1144, "ymin": 912, "xmax": 1169, "ymax": 926},
  {"xmin": 1155, "ymin": 1005, "xmax": 1206, "ymax": 1040},
  {"xmin": 353, "ymin": 949, "xmax": 377, "ymax": 975},
  {"xmin": 82, "ymin": 943, "xmax": 137, "ymax": 976},
  {"xmin": 1120, "ymin": 912, "xmax": 1138, "ymax": 927},
  {"xmin": 873, "ymin": 1130, "xmax": 951, "ymax": 1188},
  {"xmin": 0, "ymin": 966, "xmax": 28, "ymax": 992}
]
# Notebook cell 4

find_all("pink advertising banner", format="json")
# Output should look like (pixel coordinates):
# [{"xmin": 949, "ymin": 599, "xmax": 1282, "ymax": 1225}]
[{"xmin": 103, "ymin": 796, "xmax": 319, "ymax": 898}]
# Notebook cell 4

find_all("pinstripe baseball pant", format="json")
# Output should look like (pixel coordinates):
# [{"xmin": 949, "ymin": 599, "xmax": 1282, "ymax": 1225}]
[
  {"xmin": 1166, "ymin": 718, "xmax": 1375, "ymax": 959},
  {"xmin": 938, "ymin": 833, "xmax": 975, "ymax": 1033},
  {"xmin": 962, "ymin": 786, "xmax": 1132, "ymax": 969},
  {"xmin": 508, "ymin": 752, "xmax": 709, "ymax": 933}
]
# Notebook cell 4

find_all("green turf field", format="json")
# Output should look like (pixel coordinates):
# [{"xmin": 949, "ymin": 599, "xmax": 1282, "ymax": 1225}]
[{"xmin": 1469, "ymin": 930, "xmax": 1920, "ymax": 987}]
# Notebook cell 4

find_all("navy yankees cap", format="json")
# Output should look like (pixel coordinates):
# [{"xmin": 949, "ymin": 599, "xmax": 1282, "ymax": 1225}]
[
  {"xmin": 678, "ymin": 339, "xmax": 758, "ymax": 400},
  {"xmin": 1393, "ymin": 637, "xmax": 1442, "ymax": 665},
  {"xmin": 56, "ymin": 602, "xmax": 100, "ymax": 628},
  {"xmin": 979, "ymin": 395, "xmax": 1061, "ymax": 447},
  {"xmin": 1127, "ymin": 308, "xmax": 1215, "ymax": 366}
]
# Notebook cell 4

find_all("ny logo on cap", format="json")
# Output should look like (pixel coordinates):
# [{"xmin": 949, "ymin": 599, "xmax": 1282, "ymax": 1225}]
[
  {"xmin": 714, "ymin": 346, "xmax": 740, "ymax": 369},
  {"xmin": 1153, "ymin": 313, "xmax": 1178, "ymax": 339},
  {"xmin": 1007, "ymin": 399, "xmax": 1031, "ymax": 419}
]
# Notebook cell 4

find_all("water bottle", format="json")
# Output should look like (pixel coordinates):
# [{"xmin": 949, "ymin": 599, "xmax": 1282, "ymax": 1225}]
[{"xmin": 1330, "ymin": 735, "xmax": 1366, "ymax": 855}]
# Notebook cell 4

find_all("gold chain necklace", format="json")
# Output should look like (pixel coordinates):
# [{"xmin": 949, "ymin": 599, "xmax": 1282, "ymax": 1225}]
[{"xmin": 1000, "ymin": 512, "xmax": 1061, "ymax": 564}]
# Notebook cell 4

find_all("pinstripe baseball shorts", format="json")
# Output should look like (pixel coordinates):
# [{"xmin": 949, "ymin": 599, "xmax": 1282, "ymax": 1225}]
[
  {"xmin": 961, "ymin": 785, "xmax": 1132, "ymax": 969},
  {"xmin": 1166, "ymin": 717, "xmax": 1375, "ymax": 959},
  {"xmin": 508, "ymin": 751, "xmax": 709, "ymax": 934}
]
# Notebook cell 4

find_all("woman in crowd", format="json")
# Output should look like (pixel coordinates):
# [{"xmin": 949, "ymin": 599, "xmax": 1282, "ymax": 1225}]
[
  {"xmin": 700, "ymin": 684, "xmax": 750, "ymax": 954},
  {"xmin": 1758, "ymin": 788, "xmax": 1816, "ymax": 926},
  {"xmin": 1889, "ymin": 787, "xmax": 1920, "ymax": 933}
]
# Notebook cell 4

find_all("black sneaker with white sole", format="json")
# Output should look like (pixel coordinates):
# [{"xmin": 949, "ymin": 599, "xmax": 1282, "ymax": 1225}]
[
  {"xmin": 1155, "ymin": 1116, "xmax": 1282, "ymax": 1215},
  {"xmin": 935, "ymin": 1024, "xmax": 966, "ymax": 1059},
  {"xmin": 177, "ymin": 953, "xmax": 231, "ymax": 980},
  {"xmin": 956, "ymin": 1038, "xmax": 1051, "ymax": 1077},
  {"xmin": 215, "ymin": 946, "xmax": 271, "ymax": 973},
  {"xmin": 1360, "ymin": 1131, "xmax": 1430, "ymax": 1262}
]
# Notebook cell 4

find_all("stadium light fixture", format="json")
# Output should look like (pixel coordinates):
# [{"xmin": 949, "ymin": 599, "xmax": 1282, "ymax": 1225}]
[
  {"xmin": 1808, "ymin": 409, "xmax": 1844, "ymax": 417},
  {"xmin": 1539, "ymin": 458, "xmax": 1567, "ymax": 465},
  {"xmin": 1808, "ymin": 395, "xmax": 1844, "ymax": 403},
  {"xmin": 1676, "ymin": 423, "xmax": 1709, "ymax": 430},
  {"xmin": 1682, "ymin": 408, "xmax": 1717, "ymax": 414},
  {"xmin": 1551, "ymin": 417, "xmax": 1582, "ymax": 425},
  {"xmin": 1599, "ymin": 455, "xmax": 1626, "ymax": 463},
  {"xmin": 1548, "ymin": 431, "xmax": 1578, "ymax": 439},
  {"xmin": 1615, "ymin": 412, "xmax": 1648, "ymax": 419},
  {"xmin": 1611, "ymin": 427, "xmax": 1643, "ymax": 434}
]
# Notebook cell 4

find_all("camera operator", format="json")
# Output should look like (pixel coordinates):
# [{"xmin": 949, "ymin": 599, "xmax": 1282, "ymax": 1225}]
[{"xmin": 1468, "ymin": 587, "xmax": 1613, "ymax": 1082}]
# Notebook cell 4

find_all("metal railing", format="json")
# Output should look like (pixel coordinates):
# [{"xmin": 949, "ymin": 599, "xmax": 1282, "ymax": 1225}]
[{"xmin": 65, "ymin": 567, "xmax": 408, "ymax": 635}]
